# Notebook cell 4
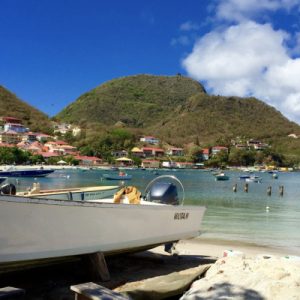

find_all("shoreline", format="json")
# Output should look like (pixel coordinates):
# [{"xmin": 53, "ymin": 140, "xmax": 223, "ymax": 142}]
[{"xmin": 151, "ymin": 237, "xmax": 300, "ymax": 258}]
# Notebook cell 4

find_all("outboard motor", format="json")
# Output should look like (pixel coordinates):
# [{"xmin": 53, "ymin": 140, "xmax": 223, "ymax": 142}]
[
  {"xmin": 0, "ymin": 183, "xmax": 16, "ymax": 195},
  {"xmin": 147, "ymin": 182, "xmax": 179, "ymax": 205}
]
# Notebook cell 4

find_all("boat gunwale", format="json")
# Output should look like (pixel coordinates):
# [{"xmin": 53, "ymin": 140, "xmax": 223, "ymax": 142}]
[{"xmin": 0, "ymin": 194, "xmax": 205, "ymax": 211}]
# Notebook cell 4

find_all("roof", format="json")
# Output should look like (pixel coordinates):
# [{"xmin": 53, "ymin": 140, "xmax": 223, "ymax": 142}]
[
  {"xmin": 41, "ymin": 152, "xmax": 61, "ymax": 158},
  {"xmin": 212, "ymin": 146, "xmax": 228, "ymax": 150},
  {"xmin": 115, "ymin": 157, "xmax": 133, "ymax": 161},
  {"xmin": 131, "ymin": 147, "xmax": 143, "ymax": 152},
  {"xmin": 142, "ymin": 159, "xmax": 160, "ymax": 163},
  {"xmin": 55, "ymin": 140, "xmax": 68, "ymax": 145},
  {"xmin": 2, "ymin": 117, "xmax": 21, "ymax": 122},
  {"xmin": 0, "ymin": 143, "xmax": 15, "ymax": 148},
  {"xmin": 1, "ymin": 130, "xmax": 18, "ymax": 135},
  {"xmin": 74, "ymin": 155, "xmax": 101, "ymax": 161},
  {"xmin": 142, "ymin": 147, "xmax": 164, "ymax": 152},
  {"xmin": 202, "ymin": 148, "xmax": 210, "ymax": 154}
]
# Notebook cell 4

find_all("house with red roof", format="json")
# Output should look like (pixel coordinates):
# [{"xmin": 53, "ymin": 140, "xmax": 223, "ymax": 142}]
[
  {"xmin": 211, "ymin": 146, "xmax": 228, "ymax": 156},
  {"xmin": 202, "ymin": 148, "xmax": 210, "ymax": 160},
  {"xmin": 141, "ymin": 159, "xmax": 160, "ymax": 168},
  {"xmin": 74, "ymin": 155, "xmax": 102, "ymax": 166},
  {"xmin": 142, "ymin": 147, "xmax": 165, "ymax": 157}
]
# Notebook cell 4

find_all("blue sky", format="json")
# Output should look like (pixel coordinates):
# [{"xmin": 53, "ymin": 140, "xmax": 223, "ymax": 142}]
[{"xmin": 1, "ymin": 0, "xmax": 300, "ymax": 124}]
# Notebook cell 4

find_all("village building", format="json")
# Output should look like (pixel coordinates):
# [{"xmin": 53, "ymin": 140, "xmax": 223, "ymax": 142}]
[
  {"xmin": 36, "ymin": 133, "xmax": 51, "ymax": 142},
  {"xmin": 176, "ymin": 162, "xmax": 194, "ymax": 169},
  {"xmin": 53, "ymin": 123, "xmax": 71, "ymax": 135},
  {"xmin": 111, "ymin": 150, "xmax": 128, "ymax": 158},
  {"xmin": 140, "ymin": 136, "xmax": 159, "ymax": 145},
  {"xmin": 235, "ymin": 144, "xmax": 249, "ymax": 150},
  {"xmin": 202, "ymin": 148, "xmax": 210, "ymax": 160},
  {"xmin": 142, "ymin": 147, "xmax": 165, "ymax": 157},
  {"xmin": 74, "ymin": 155, "xmax": 102, "ymax": 166},
  {"xmin": 141, "ymin": 159, "xmax": 160, "ymax": 168},
  {"xmin": 22, "ymin": 132, "xmax": 38, "ymax": 143},
  {"xmin": 1, "ymin": 117, "xmax": 28, "ymax": 133},
  {"xmin": 131, "ymin": 147, "xmax": 144, "ymax": 157},
  {"xmin": 211, "ymin": 146, "xmax": 229, "ymax": 156},
  {"xmin": 0, "ymin": 130, "xmax": 22, "ymax": 144},
  {"xmin": 166, "ymin": 147, "xmax": 184, "ymax": 156},
  {"xmin": 115, "ymin": 157, "xmax": 133, "ymax": 166}
]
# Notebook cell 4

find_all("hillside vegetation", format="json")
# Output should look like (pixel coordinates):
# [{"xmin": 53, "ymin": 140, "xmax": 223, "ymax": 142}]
[
  {"xmin": 152, "ymin": 94, "xmax": 300, "ymax": 146},
  {"xmin": 56, "ymin": 75, "xmax": 300, "ymax": 156},
  {"xmin": 0, "ymin": 86, "xmax": 52, "ymax": 133},
  {"xmin": 57, "ymin": 74, "xmax": 206, "ymax": 127}
]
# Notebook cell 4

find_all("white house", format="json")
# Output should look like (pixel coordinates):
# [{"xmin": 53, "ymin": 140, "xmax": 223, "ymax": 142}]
[{"xmin": 140, "ymin": 136, "xmax": 159, "ymax": 145}]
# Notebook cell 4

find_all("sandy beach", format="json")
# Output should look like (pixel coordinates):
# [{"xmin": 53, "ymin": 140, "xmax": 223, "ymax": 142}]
[{"xmin": 0, "ymin": 238, "xmax": 299, "ymax": 299}]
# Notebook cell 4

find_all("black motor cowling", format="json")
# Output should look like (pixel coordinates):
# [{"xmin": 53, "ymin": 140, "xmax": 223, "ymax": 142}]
[
  {"xmin": 0, "ymin": 183, "xmax": 16, "ymax": 195},
  {"xmin": 146, "ymin": 182, "xmax": 179, "ymax": 205}
]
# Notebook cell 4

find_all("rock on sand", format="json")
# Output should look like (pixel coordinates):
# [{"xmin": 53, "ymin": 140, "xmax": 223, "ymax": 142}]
[{"xmin": 181, "ymin": 255, "xmax": 300, "ymax": 300}]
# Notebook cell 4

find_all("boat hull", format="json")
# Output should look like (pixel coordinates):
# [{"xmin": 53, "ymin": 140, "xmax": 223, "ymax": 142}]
[
  {"xmin": 103, "ymin": 174, "xmax": 132, "ymax": 180},
  {"xmin": 0, "ymin": 169, "xmax": 54, "ymax": 177},
  {"xmin": 0, "ymin": 195, "xmax": 205, "ymax": 265}
]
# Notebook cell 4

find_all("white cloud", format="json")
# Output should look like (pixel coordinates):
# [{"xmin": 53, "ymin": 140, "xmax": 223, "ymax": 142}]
[
  {"xmin": 180, "ymin": 21, "xmax": 199, "ymax": 31},
  {"xmin": 216, "ymin": 0, "xmax": 300, "ymax": 21},
  {"xmin": 182, "ymin": 21, "xmax": 300, "ymax": 123},
  {"xmin": 171, "ymin": 35, "xmax": 190, "ymax": 46}
]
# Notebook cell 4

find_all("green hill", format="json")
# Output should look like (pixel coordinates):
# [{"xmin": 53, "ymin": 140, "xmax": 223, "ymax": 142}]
[
  {"xmin": 55, "ymin": 74, "xmax": 300, "ymax": 159},
  {"xmin": 57, "ymin": 74, "xmax": 206, "ymax": 127},
  {"xmin": 152, "ymin": 94, "xmax": 300, "ymax": 146},
  {"xmin": 0, "ymin": 86, "xmax": 52, "ymax": 133}
]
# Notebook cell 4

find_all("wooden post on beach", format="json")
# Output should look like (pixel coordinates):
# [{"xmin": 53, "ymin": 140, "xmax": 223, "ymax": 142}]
[
  {"xmin": 87, "ymin": 252, "xmax": 110, "ymax": 282},
  {"xmin": 244, "ymin": 183, "xmax": 248, "ymax": 193},
  {"xmin": 279, "ymin": 185, "xmax": 284, "ymax": 197},
  {"xmin": 267, "ymin": 186, "xmax": 272, "ymax": 196}
]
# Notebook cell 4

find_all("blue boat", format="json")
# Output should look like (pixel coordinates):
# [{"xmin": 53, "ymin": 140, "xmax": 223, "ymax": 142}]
[
  {"xmin": 0, "ymin": 177, "xmax": 7, "ymax": 184},
  {"xmin": 0, "ymin": 168, "xmax": 54, "ymax": 177},
  {"xmin": 103, "ymin": 173, "xmax": 132, "ymax": 180}
]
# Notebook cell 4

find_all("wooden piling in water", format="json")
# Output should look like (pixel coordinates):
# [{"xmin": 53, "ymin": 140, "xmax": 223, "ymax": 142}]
[
  {"xmin": 244, "ymin": 183, "xmax": 248, "ymax": 193},
  {"xmin": 267, "ymin": 186, "xmax": 272, "ymax": 196},
  {"xmin": 233, "ymin": 184, "xmax": 237, "ymax": 192},
  {"xmin": 279, "ymin": 185, "xmax": 284, "ymax": 196}
]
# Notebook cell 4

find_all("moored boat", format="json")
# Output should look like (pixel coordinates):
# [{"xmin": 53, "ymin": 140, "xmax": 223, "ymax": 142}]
[
  {"xmin": 0, "ymin": 166, "xmax": 54, "ymax": 177},
  {"xmin": 0, "ymin": 177, "xmax": 7, "ymax": 185},
  {"xmin": 103, "ymin": 172, "xmax": 132, "ymax": 180},
  {"xmin": 245, "ymin": 175, "xmax": 262, "ymax": 183},
  {"xmin": 215, "ymin": 173, "xmax": 230, "ymax": 181}
]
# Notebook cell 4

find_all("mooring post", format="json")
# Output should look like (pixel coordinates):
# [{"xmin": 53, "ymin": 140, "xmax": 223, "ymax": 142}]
[
  {"xmin": 87, "ymin": 252, "xmax": 110, "ymax": 282},
  {"xmin": 233, "ymin": 184, "xmax": 237, "ymax": 192},
  {"xmin": 267, "ymin": 186, "xmax": 272, "ymax": 196},
  {"xmin": 244, "ymin": 183, "xmax": 248, "ymax": 193},
  {"xmin": 279, "ymin": 185, "xmax": 284, "ymax": 197}
]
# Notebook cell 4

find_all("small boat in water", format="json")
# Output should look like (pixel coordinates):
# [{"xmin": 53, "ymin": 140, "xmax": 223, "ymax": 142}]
[
  {"xmin": 245, "ymin": 175, "xmax": 262, "ymax": 183},
  {"xmin": 0, "ymin": 175, "xmax": 206, "ymax": 270},
  {"xmin": 0, "ymin": 177, "xmax": 7, "ymax": 184},
  {"xmin": 215, "ymin": 173, "xmax": 230, "ymax": 181},
  {"xmin": 0, "ymin": 166, "xmax": 54, "ymax": 177},
  {"xmin": 239, "ymin": 175, "xmax": 251, "ymax": 180},
  {"xmin": 103, "ymin": 172, "xmax": 132, "ymax": 180}
]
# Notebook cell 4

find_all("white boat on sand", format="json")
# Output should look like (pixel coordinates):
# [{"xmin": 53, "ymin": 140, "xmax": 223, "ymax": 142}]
[{"xmin": 0, "ymin": 176, "xmax": 206, "ymax": 270}]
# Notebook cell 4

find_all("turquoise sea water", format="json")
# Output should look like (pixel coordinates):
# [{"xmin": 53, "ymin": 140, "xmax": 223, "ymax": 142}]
[{"xmin": 10, "ymin": 168, "xmax": 300, "ymax": 254}]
